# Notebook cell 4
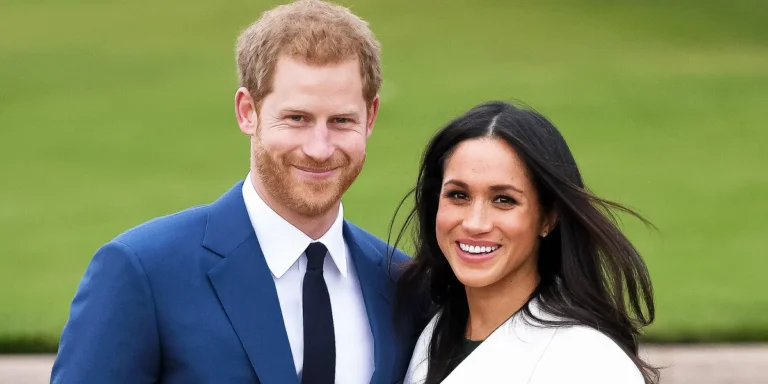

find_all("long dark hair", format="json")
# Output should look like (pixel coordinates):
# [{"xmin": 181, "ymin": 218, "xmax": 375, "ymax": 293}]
[{"xmin": 390, "ymin": 101, "xmax": 659, "ymax": 383}]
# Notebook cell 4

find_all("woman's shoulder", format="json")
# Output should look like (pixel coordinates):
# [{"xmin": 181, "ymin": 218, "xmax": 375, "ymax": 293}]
[
  {"xmin": 403, "ymin": 313, "xmax": 439, "ymax": 384},
  {"xmin": 413, "ymin": 312, "xmax": 440, "ymax": 357},
  {"xmin": 531, "ymin": 324, "xmax": 645, "ymax": 383},
  {"xmin": 548, "ymin": 323, "xmax": 625, "ymax": 347}
]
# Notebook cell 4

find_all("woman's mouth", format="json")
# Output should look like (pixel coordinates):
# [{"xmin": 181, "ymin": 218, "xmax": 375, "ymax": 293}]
[
  {"xmin": 458, "ymin": 242, "xmax": 499, "ymax": 254},
  {"xmin": 455, "ymin": 239, "xmax": 501, "ymax": 263}
]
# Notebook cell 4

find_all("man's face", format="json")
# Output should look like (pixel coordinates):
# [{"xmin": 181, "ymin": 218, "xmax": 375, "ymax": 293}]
[{"xmin": 237, "ymin": 55, "xmax": 379, "ymax": 217}]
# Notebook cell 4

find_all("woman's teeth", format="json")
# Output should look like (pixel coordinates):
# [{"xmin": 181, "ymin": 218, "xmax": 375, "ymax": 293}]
[{"xmin": 458, "ymin": 243, "xmax": 499, "ymax": 254}]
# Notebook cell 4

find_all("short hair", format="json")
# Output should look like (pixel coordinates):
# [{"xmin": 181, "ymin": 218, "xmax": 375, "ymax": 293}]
[{"xmin": 236, "ymin": 0, "xmax": 382, "ymax": 109}]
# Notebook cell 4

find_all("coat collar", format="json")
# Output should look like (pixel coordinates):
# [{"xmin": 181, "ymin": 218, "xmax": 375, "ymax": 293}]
[
  {"xmin": 407, "ymin": 299, "xmax": 560, "ymax": 384},
  {"xmin": 443, "ymin": 299, "xmax": 559, "ymax": 383}
]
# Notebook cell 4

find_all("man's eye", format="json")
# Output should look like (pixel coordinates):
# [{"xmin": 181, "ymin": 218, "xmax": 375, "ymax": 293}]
[
  {"xmin": 334, "ymin": 117, "xmax": 350, "ymax": 124},
  {"xmin": 289, "ymin": 115, "xmax": 303, "ymax": 122}
]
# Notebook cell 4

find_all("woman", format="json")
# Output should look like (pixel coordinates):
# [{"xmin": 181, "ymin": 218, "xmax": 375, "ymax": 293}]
[{"xmin": 392, "ymin": 101, "xmax": 659, "ymax": 383}]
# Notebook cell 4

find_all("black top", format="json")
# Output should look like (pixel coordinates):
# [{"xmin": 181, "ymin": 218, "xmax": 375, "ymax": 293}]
[
  {"xmin": 458, "ymin": 338, "xmax": 484, "ymax": 362},
  {"xmin": 443, "ymin": 339, "xmax": 485, "ymax": 379}
]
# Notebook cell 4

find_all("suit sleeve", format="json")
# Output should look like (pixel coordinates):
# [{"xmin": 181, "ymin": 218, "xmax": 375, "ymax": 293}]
[{"xmin": 51, "ymin": 240, "xmax": 160, "ymax": 383}]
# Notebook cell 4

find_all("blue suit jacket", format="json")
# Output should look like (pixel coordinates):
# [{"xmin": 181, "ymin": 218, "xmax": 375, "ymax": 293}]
[{"xmin": 52, "ymin": 180, "xmax": 423, "ymax": 383}]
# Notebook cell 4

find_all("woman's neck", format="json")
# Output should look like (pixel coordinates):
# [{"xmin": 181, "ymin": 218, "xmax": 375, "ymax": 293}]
[{"xmin": 464, "ymin": 265, "xmax": 539, "ymax": 341}]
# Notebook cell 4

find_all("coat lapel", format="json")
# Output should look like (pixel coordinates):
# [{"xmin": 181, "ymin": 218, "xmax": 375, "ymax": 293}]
[
  {"xmin": 344, "ymin": 222, "xmax": 396, "ymax": 384},
  {"xmin": 443, "ymin": 301, "xmax": 558, "ymax": 384},
  {"xmin": 203, "ymin": 181, "xmax": 298, "ymax": 384}
]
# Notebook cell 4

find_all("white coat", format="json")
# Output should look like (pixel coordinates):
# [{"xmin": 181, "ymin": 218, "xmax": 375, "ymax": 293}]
[{"xmin": 404, "ymin": 300, "xmax": 645, "ymax": 384}]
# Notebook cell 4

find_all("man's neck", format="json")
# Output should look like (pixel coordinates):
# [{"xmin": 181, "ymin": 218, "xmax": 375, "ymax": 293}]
[{"xmin": 249, "ymin": 174, "xmax": 339, "ymax": 240}]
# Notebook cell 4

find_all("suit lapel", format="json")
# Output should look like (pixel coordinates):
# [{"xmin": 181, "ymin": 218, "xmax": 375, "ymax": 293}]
[
  {"xmin": 203, "ymin": 181, "xmax": 298, "ymax": 384},
  {"xmin": 344, "ymin": 222, "xmax": 396, "ymax": 384}
]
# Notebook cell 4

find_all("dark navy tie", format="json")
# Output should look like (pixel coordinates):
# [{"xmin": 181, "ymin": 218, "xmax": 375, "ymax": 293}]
[{"xmin": 301, "ymin": 242, "xmax": 335, "ymax": 384}]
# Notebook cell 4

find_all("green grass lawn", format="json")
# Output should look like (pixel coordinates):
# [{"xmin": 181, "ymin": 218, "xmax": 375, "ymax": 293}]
[{"xmin": 1, "ymin": 0, "xmax": 767, "ymax": 351}]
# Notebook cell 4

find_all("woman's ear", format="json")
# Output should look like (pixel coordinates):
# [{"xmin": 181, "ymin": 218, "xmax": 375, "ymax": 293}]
[{"xmin": 540, "ymin": 209, "xmax": 558, "ymax": 238}]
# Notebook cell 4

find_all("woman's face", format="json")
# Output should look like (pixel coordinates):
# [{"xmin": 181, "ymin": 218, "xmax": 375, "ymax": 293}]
[{"xmin": 436, "ymin": 137, "xmax": 554, "ymax": 290}]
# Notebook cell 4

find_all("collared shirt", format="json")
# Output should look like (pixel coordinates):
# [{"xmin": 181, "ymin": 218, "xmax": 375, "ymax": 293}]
[{"xmin": 241, "ymin": 173, "xmax": 374, "ymax": 382}]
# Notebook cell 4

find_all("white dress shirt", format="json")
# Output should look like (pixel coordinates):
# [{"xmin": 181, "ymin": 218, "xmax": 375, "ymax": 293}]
[{"xmin": 241, "ymin": 173, "xmax": 374, "ymax": 383}]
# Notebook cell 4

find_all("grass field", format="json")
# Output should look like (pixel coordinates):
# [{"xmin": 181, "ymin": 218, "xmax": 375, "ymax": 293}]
[{"xmin": 1, "ymin": 0, "xmax": 767, "ymax": 351}]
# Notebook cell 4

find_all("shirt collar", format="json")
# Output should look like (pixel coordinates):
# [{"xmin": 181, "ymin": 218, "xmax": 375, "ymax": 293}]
[{"xmin": 241, "ymin": 172, "xmax": 348, "ymax": 278}]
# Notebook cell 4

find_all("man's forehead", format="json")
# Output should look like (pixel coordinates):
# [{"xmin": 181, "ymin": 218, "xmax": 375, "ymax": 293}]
[
  {"xmin": 272, "ymin": 56, "xmax": 361, "ymax": 84},
  {"xmin": 268, "ymin": 92, "xmax": 366, "ymax": 116}
]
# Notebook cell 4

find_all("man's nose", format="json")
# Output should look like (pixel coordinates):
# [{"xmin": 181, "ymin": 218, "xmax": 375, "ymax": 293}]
[{"xmin": 302, "ymin": 122, "xmax": 334, "ymax": 162}]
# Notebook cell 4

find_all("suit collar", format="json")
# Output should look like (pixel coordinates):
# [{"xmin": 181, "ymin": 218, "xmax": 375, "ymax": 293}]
[
  {"xmin": 342, "ymin": 221, "xmax": 394, "ymax": 303},
  {"xmin": 241, "ymin": 172, "xmax": 348, "ymax": 278},
  {"xmin": 344, "ymin": 222, "xmax": 396, "ymax": 384},
  {"xmin": 204, "ymin": 180, "xmax": 298, "ymax": 383},
  {"xmin": 201, "ymin": 180, "xmax": 253, "ymax": 257},
  {"xmin": 202, "ymin": 181, "xmax": 398, "ymax": 384}
]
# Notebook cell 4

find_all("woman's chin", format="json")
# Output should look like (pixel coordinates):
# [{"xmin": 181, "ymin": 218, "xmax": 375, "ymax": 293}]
[{"xmin": 455, "ymin": 270, "xmax": 497, "ymax": 289}]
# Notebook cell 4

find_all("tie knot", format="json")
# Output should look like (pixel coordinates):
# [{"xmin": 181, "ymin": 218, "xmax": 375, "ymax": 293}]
[{"xmin": 305, "ymin": 242, "xmax": 328, "ymax": 271}]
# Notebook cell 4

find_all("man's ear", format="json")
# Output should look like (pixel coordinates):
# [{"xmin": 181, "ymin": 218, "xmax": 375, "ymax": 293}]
[
  {"xmin": 365, "ymin": 95, "xmax": 380, "ymax": 139},
  {"xmin": 235, "ymin": 87, "xmax": 258, "ymax": 135}
]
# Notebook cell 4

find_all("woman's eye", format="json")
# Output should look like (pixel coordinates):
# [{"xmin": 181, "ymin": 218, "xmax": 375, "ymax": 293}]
[
  {"xmin": 494, "ymin": 195, "xmax": 516, "ymax": 204},
  {"xmin": 445, "ymin": 191, "xmax": 468, "ymax": 200}
]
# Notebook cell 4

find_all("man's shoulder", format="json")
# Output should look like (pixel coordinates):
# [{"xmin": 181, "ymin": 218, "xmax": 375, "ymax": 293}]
[
  {"xmin": 344, "ymin": 221, "xmax": 411, "ymax": 265},
  {"xmin": 110, "ymin": 204, "xmax": 211, "ymax": 256}
]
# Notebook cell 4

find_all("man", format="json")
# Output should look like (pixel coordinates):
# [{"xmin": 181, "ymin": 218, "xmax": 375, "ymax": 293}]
[{"xmin": 51, "ymin": 1, "xmax": 423, "ymax": 383}]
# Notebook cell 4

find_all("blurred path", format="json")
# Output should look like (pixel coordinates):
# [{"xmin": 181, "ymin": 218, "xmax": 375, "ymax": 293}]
[
  {"xmin": 2, "ymin": 345, "xmax": 767, "ymax": 383},
  {"xmin": 643, "ymin": 344, "xmax": 768, "ymax": 383},
  {"xmin": 0, "ymin": 355, "xmax": 53, "ymax": 384}
]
